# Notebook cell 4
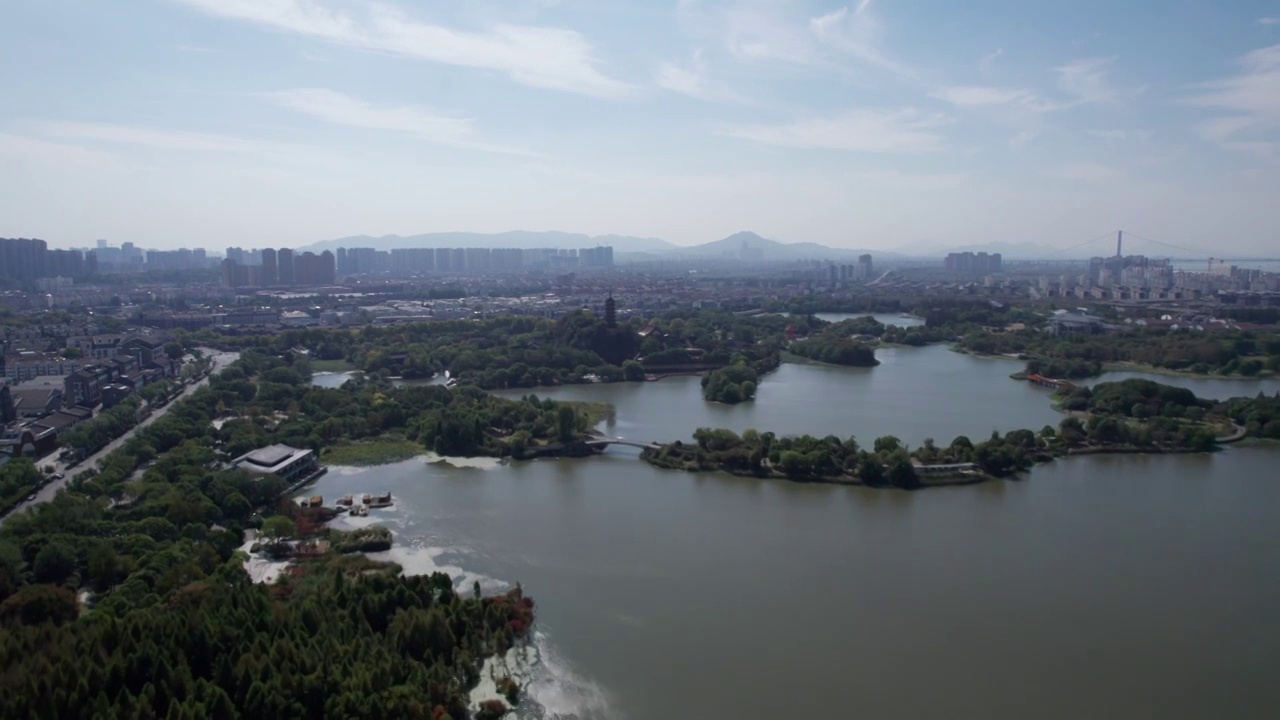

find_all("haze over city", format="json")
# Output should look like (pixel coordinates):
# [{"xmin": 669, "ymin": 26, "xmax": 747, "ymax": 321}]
[{"xmin": 3, "ymin": 0, "xmax": 1280, "ymax": 255}]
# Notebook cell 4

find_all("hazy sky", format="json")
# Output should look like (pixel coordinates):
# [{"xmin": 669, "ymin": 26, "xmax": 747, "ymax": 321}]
[{"xmin": 2, "ymin": 1, "xmax": 1280, "ymax": 255}]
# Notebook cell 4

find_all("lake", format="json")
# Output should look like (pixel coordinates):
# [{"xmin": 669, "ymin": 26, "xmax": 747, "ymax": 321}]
[
  {"xmin": 305, "ymin": 345, "xmax": 1280, "ymax": 719},
  {"xmin": 310, "ymin": 371, "xmax": 451, "ymax": 390},
  {"xmin": 812, "ymin": 312, "xmax": 926, "ymax": 328}
]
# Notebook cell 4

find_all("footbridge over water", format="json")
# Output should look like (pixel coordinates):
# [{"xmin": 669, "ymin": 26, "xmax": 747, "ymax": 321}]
[{"xmin": 586, "ymin": 434, "xmax": 664, "ymax": 451}]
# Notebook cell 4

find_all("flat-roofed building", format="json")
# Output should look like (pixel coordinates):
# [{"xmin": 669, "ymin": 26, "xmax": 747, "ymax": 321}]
[{"xmin": 232, "ymin": 444, "xmax": 318, "ymax": 484}]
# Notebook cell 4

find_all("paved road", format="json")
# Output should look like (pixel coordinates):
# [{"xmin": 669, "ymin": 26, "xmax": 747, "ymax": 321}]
[{"xmin": 1, "ymin": 349, "xmax": 238, "ymax": 524}]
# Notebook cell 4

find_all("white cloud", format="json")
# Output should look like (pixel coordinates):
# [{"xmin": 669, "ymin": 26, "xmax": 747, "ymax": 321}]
[
  {"xmin": 1197, "ymin": 116, "xmax": 1257, "ymax": 143},
  {"xmin": 809, "ymin": 2, "xmax": 913, "ymax": 76},
  {"xmin": 170, "ymin": 0, "xmax": 630, "ymax": 97},
  {"xmin": 931, "ymin": 85, "xmax": 1035, "ymax": 107},
  {"xmin": 935, "ymin": 57, "xmax": 1123, "ymax": 117},
  {"xmin": 0, "ymin": 132, "xmax": 118, "ymax": 167},
  {"xmin": 655, "ymin": 50, "xmax": 742, "ymax": 102},
  {"xmin": 1043, "ymin": 161, "xmax": 1124, "ymax": 183},
  {"xmin": 1257, "ymin": 17, "xmax": 1279, "ymax": 27},
  {"xmin": 1184, "ymin": 45, "xmax": 1280, "ymax": 156},
  {"xmin": 721, "ymin": 108, "xmax": 948, "ymax": 153},
  {"xmin": 1088, "ymin": 129, "xmax": 1151, "ymax": 143},
  {"xmin": 722, "ymin": 2, "xmax": 821, "ymax": 65},
  {"xmin": 37, "ymin": 121, "xmax": 288, "ymax": 153},
  {"xmin": 265, "ymin": 88, "xmax": 539, "ymax": 156},
  {"xmin": 1009, "ymin": 130, "xmax": 1037, "ymax": 149},
  {"xmin": 707, "ymin": 0, "xmax": 909, "ymax": 74},
  {"xmin": 1186, "ymin": 45, "xmax": 1280, "ymax": 116},
  {"xmin": 978, "ymin": 48, "xmax": 1003, "ymax": 73},
  {"xmin": 1055, "ymin": 56, "xmax": 1119, "ymax": 105}
]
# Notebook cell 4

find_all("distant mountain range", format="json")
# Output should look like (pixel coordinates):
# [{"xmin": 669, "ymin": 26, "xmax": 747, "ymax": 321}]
[
  {"xmin": 292, "ymin": 231, "xmax": 1243, "ymax": 262},
  {"xmin": 300, "ymin": 231, "xmax": 676, "ymax": 254},
  {"xmin": 300, "ymin": 230, "xmax": 907, "ymax": 262},
  {"xmin": 664, "ymin": 231, "xmax": 901, "ymax": 261}
]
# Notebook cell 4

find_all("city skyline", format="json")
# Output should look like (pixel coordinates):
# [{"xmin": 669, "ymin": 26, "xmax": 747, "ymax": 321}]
[{"xmin": 3, "ymin": 1, "xmax": 1280, "ymax": 254}]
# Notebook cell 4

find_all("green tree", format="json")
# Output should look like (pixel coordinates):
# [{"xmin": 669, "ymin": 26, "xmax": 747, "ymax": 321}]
[
  {"xmin": 260, "ymin": 516, "xmax": 296, "ymax": 542},
  {"xmin": 87, "ymin": 543, "xmax": 123, "ymax": 591},
  {"xmin": 0, "ymin": 584, "xmax": 79, "ymax": 626},
  {"xmin": 556, "ymin": 405, "xmax": 577, "ymax": 443},
  {"xmin": 621, "ymin": 360, "xmax": 645, "ymax": 382},
  {"xmin": 33, "ymin": 542, "xmax": 76, "ymax": 585},
  {"xmin": 873, "ymin": 436, "xmax": 901, "ymax": 454}
]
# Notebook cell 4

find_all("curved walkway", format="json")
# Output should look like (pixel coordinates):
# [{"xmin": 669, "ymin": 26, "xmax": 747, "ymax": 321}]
[{"xmin": 1216, "ymin": 423, "xmax": 1248, "ymax": 444}]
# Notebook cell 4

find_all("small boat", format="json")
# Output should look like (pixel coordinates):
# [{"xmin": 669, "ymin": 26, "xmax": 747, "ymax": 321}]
[
  {"xmin": 361, "ymin": 493, "xmax": 372, "ymax": 505},
  {"xmin": 338, "ymin": 495, "xmax": 353, "ymax": 506},
  {"xmin": 367, "ymin": 492, "xmax": 394, "ymax": 509},
  {"xmin": 307, "ymin": 495, "xmax": 323, "ymax": 508},
  {"xmin": 350, "ymin": 505, "xmax": 368, "ymax": 517}
]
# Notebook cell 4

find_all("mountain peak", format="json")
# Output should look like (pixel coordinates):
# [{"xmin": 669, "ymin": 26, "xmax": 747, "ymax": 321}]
[{"xmin": 721, "ymin": 230, "xmax": 773, "ymax": 245}]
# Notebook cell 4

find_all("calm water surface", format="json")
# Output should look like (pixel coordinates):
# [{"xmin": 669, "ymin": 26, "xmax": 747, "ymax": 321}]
[
  {"xmin": 305, "ymin": 345, "xmax": 1280, "ymax": 719},
  {"xmin": 812, "ymin": 312, "xmax": 925, "ymax": 328},
  {"xmin": 503, "ymin": 345, "xmax": 1061, "ymax": 446},
  {"xmin": 313, "ymin": 447, "xmax": 1280, "ymax": 720}
]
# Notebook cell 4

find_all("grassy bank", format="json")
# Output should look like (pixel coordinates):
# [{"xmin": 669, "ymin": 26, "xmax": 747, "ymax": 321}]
[
  {"xmin": 321, "ymin": 437, "xmax": 424, "ymax": 466},
  {"xmin": 564, "ymin": 400, "xmax": 614, "ymax": 427},
  {"xmin": 1101, "ymin": 360, "xmax": 1275, "ymax": 381}
]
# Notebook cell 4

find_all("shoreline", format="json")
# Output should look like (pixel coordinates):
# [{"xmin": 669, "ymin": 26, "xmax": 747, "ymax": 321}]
[
  {"xmin": 1099, "ymin": 360, "xmax": 1277, "ymax": 382},
  {"xmin": 780, "ymin": 350, "xmax": 880, "ymax": 369},
  {"xmin": 639, "ymin": 439, "xmax": 1226, "ymax": 490}
]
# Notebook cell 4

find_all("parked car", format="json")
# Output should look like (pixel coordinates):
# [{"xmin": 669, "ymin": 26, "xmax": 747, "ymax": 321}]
[{"xmin": 52, "ymin": 473, "xmax": 64, "ymax": 480}]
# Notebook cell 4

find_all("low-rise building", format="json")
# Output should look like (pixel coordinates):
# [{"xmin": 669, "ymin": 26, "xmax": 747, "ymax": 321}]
[
  {"xmin": 1046, "ymin": 312, "xmax": 1106, "ymax": 335},
  {"xmin": 281, "ymin": 310, "xmax": 318, "ymax": 327},
  {"xmin": 2, "ymin": 352, "xmax": 82, "ymax": 382},
  {"xmin": 63, "ymin": 364, "xmax": 116, "ymax": 408},
  {"xmin": 101, "ymin": 383, "xmax": 135, "ymax": 409},
  {"xmin": 9, "ymin": 386, "xmax": 63, "ymax": 417},
  {"xmin": 232, "ymin": 444, "xmax": 319, "ymax": 485}
]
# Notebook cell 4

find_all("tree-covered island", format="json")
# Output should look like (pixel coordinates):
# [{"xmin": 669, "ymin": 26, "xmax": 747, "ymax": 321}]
[
  {"xmin": 785, "ymin": 318, "xmax": 881, "ymax": 367},
  {"xmin": 642, "ymin": 379, "xmax": 1251, "ymax": 488}
]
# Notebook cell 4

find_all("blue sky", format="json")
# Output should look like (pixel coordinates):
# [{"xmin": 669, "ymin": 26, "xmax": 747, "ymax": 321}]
[{"xmin": 2, "ymin": 0, "xmax": 1279, "ymax": 255}]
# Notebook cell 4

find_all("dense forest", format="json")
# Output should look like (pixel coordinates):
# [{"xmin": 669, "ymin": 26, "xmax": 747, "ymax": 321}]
[
  {"xmin": 1059, "ymin": 379, "xmax": 1213, "ymax": 421},
  {"xmin": 1, "ymin": 349, "xmax": 544, "ymax": 718},
  {"xmin": 701, "ymin": 365, "xmax": 759, "ymax": 404},
  {"xmin": 191, "ymin": 309, "xmax": 806, "ymax": 392},
  {"xmin": 787, "ymin": 318, "xmax": 881, "ymax": 367},
  {"xmin": 642, "ymin": 426, "xmax": 1035, "ymax": 488},
  {"xmin": 0, "ymin": 459, "xmax": 42, "ymax": 513},
  {"xmin": 960, "ymin": 325, "xmax": 1280, "ymax": 379},
  {"xmin": 1219, "ymin": 392, "xmax": 1280, "ymax": 439}
]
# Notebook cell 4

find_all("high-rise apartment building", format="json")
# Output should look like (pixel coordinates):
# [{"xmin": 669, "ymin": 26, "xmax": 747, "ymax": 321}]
[
  {"xmin": 0, "ymin": 238, "xmax": 47, "ymax": 280},
  {"xmin": 858, "ymin": 254, "xmax": 873, "ymax": 278},
  {"xmin": 261, "ymin": 248, "xmax": 278, "ymax": 286},
  {"xmin": 1, "ymin": 238, "xmax": 92, "ymax": 280},
  {"xmin": 277, "ymin": 248, "xmax": 295, "ymax": 286},
  {"xmin": 293, "ymin": 251, "xmax": 335, "ymax": 285},
  {"xmin": 580, "ymin": 246, "xmax": 614, "ymax": 269},
  {"xmin": 944, "ymin": 251, "xmax": 1002, "ymax": 274}
]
